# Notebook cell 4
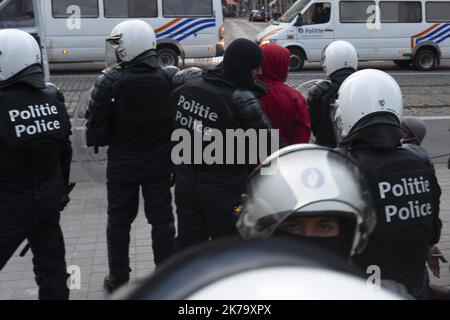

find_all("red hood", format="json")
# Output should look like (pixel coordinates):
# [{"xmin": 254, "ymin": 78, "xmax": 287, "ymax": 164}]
[{"xmin": 259, "ymin": 43, "xmax": 290, "ymax": 82}]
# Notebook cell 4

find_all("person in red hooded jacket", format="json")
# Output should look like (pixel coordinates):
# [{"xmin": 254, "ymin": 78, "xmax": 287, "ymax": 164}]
[{"xmin": 258, "ymin": 43, "xmax": 311, "ymax": 145}]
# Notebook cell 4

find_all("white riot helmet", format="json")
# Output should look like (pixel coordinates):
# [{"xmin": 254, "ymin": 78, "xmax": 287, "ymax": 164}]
[
  {"xmin": 0, "ymin": 29, "xmax": 42, "ymax": 82},
  {"xmin": 321, "ymin": 40, "xmax": 358, "ymax": 77},
  {"xmin": 333, "ymin": 69, "xmax": 403, "ymax": 142},
  {"xmin": 106, "ymin": 20, "xmax": 157, "ymax": 65},
  {"xmin": 236, "ymin": 144, "xmax": 376, "ymax": 257}
]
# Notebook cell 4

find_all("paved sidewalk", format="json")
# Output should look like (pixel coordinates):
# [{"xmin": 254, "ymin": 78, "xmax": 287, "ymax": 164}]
[{"xmin": 0, "ymin": 164, "xmax": 449, "ymax": 300}]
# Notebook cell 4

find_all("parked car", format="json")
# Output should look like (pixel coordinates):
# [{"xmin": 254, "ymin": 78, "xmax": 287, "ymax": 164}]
[{"xmin": 249, "ymin": 10, "xmax": 267, "ymax": 22}]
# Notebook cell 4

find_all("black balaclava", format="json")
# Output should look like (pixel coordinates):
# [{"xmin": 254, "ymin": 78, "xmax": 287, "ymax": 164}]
[
  {"xmin": 223, "ymin": 38, "xmax": 264, "ymax": 89},
  {"xmin": 273, "ymin": 218, "xmax": 355, "ymax": 259},
  {"xmin": 0, "ymin": 64, "xmax": 46, "ymax": 90}
]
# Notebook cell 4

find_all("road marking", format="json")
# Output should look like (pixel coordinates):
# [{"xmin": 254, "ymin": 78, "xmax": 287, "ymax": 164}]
[
  {"xmin": 418, "ymin": 116, "xmax": 450, "ymax": 120},
  {"xmin": 290, "ymin": 71, "xmax": 450, "ymax": 76}
]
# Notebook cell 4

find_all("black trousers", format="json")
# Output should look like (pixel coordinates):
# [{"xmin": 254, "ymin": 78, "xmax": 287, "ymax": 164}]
[
  {"xmin": 106, "ymin": 146, "xmax": 175, "ymax": 278},
  {"xmin": 0, "ymin": 175, "xmax": 69, "ymax": 300},
  {"xmin": 175, "ymin": 169, "xmax": 245, "ymax": 250}
]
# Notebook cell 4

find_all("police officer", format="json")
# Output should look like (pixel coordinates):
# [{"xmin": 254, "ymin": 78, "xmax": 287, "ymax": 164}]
[
  {"xmin": 86, "ymin": 20, "xmax": 177, "ymax": 293},
  {"xmin": 236, "ymin": 144, "xmax": 376, "ymax": 260},
  {"xmin": 172, "ymin": 38, "xmax": 273, "ymax": 250},
  {"xmin": 0, "ymin": 29, "xmax": 72, "ymax": 300},
  {"xmin": 333, "ymin": 69, "xmax": 442, "ymax": 299},
  {"xmin": 307, "ymin": 40, "xmax": 358, "ymax": 148},
  {"xmin": 401, "ymin": 116, "xmax": 430, "ymax": 162}
]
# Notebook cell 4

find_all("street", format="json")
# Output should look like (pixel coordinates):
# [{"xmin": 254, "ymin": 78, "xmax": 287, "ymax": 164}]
[{"xmin": 1, "ymin": 17, "xmax": 450, "ymax": 300}]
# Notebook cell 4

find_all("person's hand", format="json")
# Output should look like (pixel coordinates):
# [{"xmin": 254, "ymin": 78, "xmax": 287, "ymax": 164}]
[{"xmin": 427, "ymin": 246, "xmax": 448, "ymax": 278}]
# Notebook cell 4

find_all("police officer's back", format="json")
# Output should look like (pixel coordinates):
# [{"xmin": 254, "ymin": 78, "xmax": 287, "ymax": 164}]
[
  {"xmin": 333, "ymin": 69, "xmax": 442, "ymax": 298},
  {"xmin": 0, "ymin": 29, "xmax": 72, "ymax": 300},
  {"xmin": 172, "ymin": 39, "xmax": 273, "ymax": 250},
  {"xmin": 86, "ymin": 20, "xmax": 177, "ymax": 293},
  {"xmin": 307, "ymin": 41, "xmax": 358, "ymax": 148}
]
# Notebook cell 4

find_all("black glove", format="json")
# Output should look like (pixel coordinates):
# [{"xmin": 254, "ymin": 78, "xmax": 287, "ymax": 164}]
[{"xmin": 231, "ymin": 89, "xmax": 272, "ymax": 130}]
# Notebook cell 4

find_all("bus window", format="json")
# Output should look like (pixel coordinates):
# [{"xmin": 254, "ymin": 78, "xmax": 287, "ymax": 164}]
[
  {"xmin": 52, "ymin": 0, "xmax": 99, "ymax": 18},
  {"xmin": 163, "ymin": 0, "xmax": 213, "ymax": 17},
  {"xmin": 340, "ymin": 1, "xmax": 375, "ymax": 24},
  {"xmin": 380, "ymin": 1, "xmax": 422, "ymax": 23},
  {"xmin": 104, "ymin": 0, "xmax": 158, "ymax": 18},
  {"xmin": 426, "ymin": 1, "xmax": 450, "ymax": 23},
  {"xmin": 0, "ymin": 0, "xmax": 35, "ymax": 28},
  {"xmin": 302, "ymin": 2, "xmax": 331, "ymax": 25}
]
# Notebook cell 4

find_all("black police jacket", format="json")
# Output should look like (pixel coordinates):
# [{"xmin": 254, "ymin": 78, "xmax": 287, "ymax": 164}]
[
  {"xmin": 172, "ymin": 65, "xmax": 272, "ymax": 177},
  {"xmin": 86, "ymin": 51, "xmax": 176, "ymax": 153},
  {"xmin": 346, "ymin": 123, "xmax": 442, "ymax": 291},
  {"xmin": 307, "ymin": 68, "xmax": 355, "ymax": 148},
  {"xmin": 0, "ymin": 66, "xmax": 72, "ymax": 187}
]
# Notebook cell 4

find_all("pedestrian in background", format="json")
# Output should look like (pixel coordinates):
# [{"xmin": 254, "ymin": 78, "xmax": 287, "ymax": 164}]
[{"xmin": 258, "ymin": 43, "xmax": 311, "ymax": 145}]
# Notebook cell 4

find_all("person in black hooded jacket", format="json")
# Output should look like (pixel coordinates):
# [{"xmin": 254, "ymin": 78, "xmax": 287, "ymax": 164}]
[
  {"xmin": 172, "ymin": 38, "xmax": 274, "ymax": 250},
  {"xmin": 0, "ymin": 29, "xmax": 72, "ymax": 300},
  {"xmin": 334, "ymin": 69, "xmax": 442, "ymax": 300},
  {"xmin": 307, "ymin": 41, "xmax": 358, "ymax": 148}
]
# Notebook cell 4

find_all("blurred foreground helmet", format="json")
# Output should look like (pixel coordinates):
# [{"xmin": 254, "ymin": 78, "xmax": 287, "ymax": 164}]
[
  {"xmin": 401, "ymin": 116, "xmax": 427, "ymax": 145},
  {"xmin": 0, "ymin": 29, "xmax": 42, "ymax": 82},
  {"xmin": 333, "ymin": 69, "xmax": 403, "ymax": 142},
  {"xmin": 113, "ymin": 238, "xmax": 407, "ymax": 300},
  {"xmin": 321, "ymin": 40, "xmax": 358, "ymax": 77},
  {"xmin": 106, "ymin": 20, "xmax": 157, "ymax": 65},
  {"xmin": 236, "ymin": 144, "xmax": 376, "ymax": 256}
]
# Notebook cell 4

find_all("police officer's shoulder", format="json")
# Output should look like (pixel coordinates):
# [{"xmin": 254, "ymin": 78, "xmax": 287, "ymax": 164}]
[
  {"xmin": 173, "ymin": 67, "xmax": 203, "ymax": 88},
  {"xmin": 399, "ymin": 145, "xmax": 433, "ymax": 169},
  {"xmin": 334, "ymin": 146, "xmax": 360, "ymax": 164},
  {"xmin": 162, "ymin": 66, "xmax": 180, "ymax": 79},
  {"xmin": 95, "ymin": 66, "xmax": 122, "ymax": 88},
  {"xmin": 43, "ymin": 82, "xmax": 65, "ymax": 103},
  {"xmin": 308, "ymin": 80, "xmax": 332, "ymax": 98}
]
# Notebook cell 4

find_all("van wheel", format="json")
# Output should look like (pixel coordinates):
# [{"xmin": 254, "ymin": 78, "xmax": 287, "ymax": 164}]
[
  {"xmin": 413, "ymin": 49, "xmax": 437, "ymax": 71},
  {"xmin": 393, "ymin": 60, "xmax": 411, "ymax": 68},
  {"xmin": 289, "ymin": 47, "xmax": 305, "ymax": 72},
  {"xmin": 158, "ymin": 48, "xmax": 179, "ymax": 67}
]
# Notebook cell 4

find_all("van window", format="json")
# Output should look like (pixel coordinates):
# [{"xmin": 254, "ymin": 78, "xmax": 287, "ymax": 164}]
[
  {"xmin": 426, "ymin": 2, "xmax": 450, "ymax": 22},
  {"xmin": 104, "ymin": 0, "xmax": 158, "ymax": 18},
  {"xmin": 0, "ymin": 0, "xmax": 35, "ymax": 28},
  {"xmin": 163, "ymin": 0, "xmax": 213, "ymax": 17},
  {"xmin": 302, "ymin": 2, "xmax": 331, "ymax": 25},
  {"xmin": 340, "ymin": 1, "xmax": 375, "ymax": 23},
  {"xmin": 279, "ymin": 0, "xmax": 311, "ymax": 23},
  {"xmin": 380, "ymin": 1, "xmax": 422, "ymax": 23},
  {"xmin": 52, "ymin": 0, "xmax": 99, "ymax": 18}
]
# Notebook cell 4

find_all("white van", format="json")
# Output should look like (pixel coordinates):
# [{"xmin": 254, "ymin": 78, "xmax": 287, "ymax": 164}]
[
  {"xmin": 257, "ymin": 0, "xmax": 450, "ymax": 71},
  {"xmin": 1, "ymin": 0, "xmax": 225, "ymax": 67}
]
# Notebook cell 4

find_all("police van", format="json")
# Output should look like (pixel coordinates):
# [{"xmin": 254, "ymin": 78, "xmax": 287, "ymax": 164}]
[
  {"xmin": 257, "ymin": 0, "xmax": 450, "ymax": 71},
  {"xmin": 0, "ymin": 0, "xmax": 225, "ymax": 67}
]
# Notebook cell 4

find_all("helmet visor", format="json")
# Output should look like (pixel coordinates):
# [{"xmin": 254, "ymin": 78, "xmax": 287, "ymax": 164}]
[
  {"xmin": 105, "ymin": 35, "xmax": 122, "ymax": 67},
  {"xmin": 331, "ymin": 101, "xmax": 343, "ymax": 143}
]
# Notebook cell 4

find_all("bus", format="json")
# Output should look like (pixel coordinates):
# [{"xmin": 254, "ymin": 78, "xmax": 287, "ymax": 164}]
[
  {"xmin": 256, "ymin": 0, "xmax": 450, "ymax": 71},
  {"xmin": 0, "ymin": 0, "xmax": 225, "ymax": 68}
]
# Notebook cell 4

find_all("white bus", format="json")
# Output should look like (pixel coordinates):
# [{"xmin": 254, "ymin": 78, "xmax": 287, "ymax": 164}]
[
  {"xmin": 0, "ymin": 0, "xmax": 225, "ymax": 67},
  {"xmin": 257, "ymin": 0, "xmax": 450, "ymax": 71}
]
